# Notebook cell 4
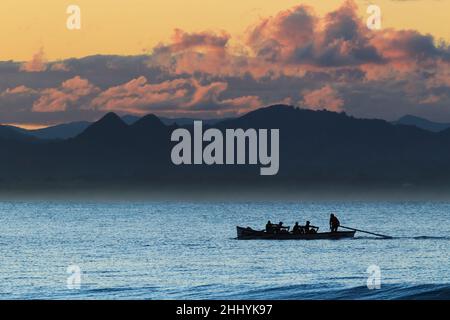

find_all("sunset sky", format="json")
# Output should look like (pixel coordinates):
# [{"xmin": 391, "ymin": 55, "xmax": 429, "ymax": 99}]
[
  {"xmin": 0, "ymin": 0, "xmax": 449, "ymax": 127},
  {"xmin": 1, "ymin": 0, "xmax": 449, "ymax": 61}
]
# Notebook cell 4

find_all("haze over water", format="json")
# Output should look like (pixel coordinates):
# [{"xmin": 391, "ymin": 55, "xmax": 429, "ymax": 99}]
[{"xmin": 0, "ymin": 200, "xmax": 449, "ymax": 299}]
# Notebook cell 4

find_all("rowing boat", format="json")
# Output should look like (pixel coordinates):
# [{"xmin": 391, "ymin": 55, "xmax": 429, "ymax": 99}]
[{"xmin": 236, "ymin": 226, "xmax": 356, "ymax": 240}]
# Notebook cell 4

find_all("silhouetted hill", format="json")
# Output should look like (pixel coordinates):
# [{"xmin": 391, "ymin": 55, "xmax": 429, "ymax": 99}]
[
  {"xmin": 0, "ymin": 125, "xmax": 36, "ymax": 142},
  {"xmin": 76, "ymin": 112, "xmax": 129, "ymax": 144},
  {"xmin": 129, "ymin": 114, "xmax": 174, "ymax": 157},
  {"xmin": 6, "ymin": 121, "xmax": 90, "ymax": 140},
  {"xmin": 5, "ymin": 115, "xmax": 226, "ymax": 140},
  {"xmin": 2, "ymin": 105, "xmax": 450, "ymax": 192},
  {"xmin": 131, "ymin": 114, "xmax": 166, "ymax": 132},
  {"xmin": 30, "ymin": 121, "xmax": 91, "ymax": 139},
  {"xmin": 394, "ymin": 115, "xmax": 450, "ymax": 132}
]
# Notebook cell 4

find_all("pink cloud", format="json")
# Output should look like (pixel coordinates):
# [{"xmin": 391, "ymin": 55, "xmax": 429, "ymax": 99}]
[
  {"xmin": 33, "ymin": 76, "xmax": 99, "ymax": 112},
  {"xmin": 146, "ymin": 0, "xmax": 449, "ymax": 82},
  {"xmin": 1, "ymin": 85, "xmax": 37, "ymax": 97},
  {"xmin": 245, "ymin": 4, "xmax": 317, "ymax": 64},
  {"xmin": 91, "ymin": 76, "xmax": 262, "ymax": 117},
  {"xmin": 20, "ymin": 48, "xmax": 47, "ymax": 72},
  {"xmin": 50, "ymin": 62, "xmax": 71, "ymax": 72},
  {"xmin": 91, "ymin": 76, "xmax": 192, "ymax": 114},
  {"xmin": 301, "ymin": 85, "xmax": 344, "ymax": 112}
]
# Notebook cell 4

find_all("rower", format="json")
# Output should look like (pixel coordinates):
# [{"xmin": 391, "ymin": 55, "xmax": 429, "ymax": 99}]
[
  {"xmin": 305, "ymin": 221, "xmax": 311, "ymax": 233},
  {"xmin": 292, "ymin": 222, "xmax": 302, "ymax": 234},
  {"xmin": 304, "ymin": 221, "xmax": 319, "ymax": 234},
  {"xmin": 276, "ymin": 221, "xmax": 290, "ymax": 234},
  {"xmin": 330, "ymin": 214, "xmax": 340, "ymax": 232}
]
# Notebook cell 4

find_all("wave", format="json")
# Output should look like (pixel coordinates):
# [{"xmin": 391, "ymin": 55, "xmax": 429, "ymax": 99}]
[
  {"xmin": 220, "ymin": 283, "xmax": 450, "ymax": 300},
  {"xmin": 9, "ymin": 283, "xmax": 450, "ymax": 300}
]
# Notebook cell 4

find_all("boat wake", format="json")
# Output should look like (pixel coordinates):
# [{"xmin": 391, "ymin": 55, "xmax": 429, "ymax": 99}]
[{"xmin": 354, "ymin": 235, "xmax": 450, "ymax": 240}]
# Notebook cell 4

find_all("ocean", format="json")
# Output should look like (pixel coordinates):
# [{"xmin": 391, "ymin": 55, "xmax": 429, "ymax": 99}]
[{"xmin": 0, "ymin": 200, "xmax": 449, "ymax": 300}]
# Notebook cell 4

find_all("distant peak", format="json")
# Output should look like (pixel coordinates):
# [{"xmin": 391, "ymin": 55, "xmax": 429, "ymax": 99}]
[
  {"xmin": 132, "ymin": 114, "xmax": 165, "ymax": 127},
  {"xmin": 99, "ymin": 112, "xmax": 123, "ymax": 122},
  {"xmin": 138, "ymin": 114, "xmax": 162, "ymax": 122},
  {"xmin": 90, "ymin": 112, "xmax": 128, "ymax": 128},
  {"xmin": 76, "ymin": 112, "xmax": 128, "ymax": 140},
  {"xmin": 398, "ymin": 114, "xmax": 428, "ymax": 122}
]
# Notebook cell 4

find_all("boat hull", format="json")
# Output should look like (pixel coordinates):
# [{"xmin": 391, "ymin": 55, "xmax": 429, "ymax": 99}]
[{"xmin": 236, "ymin": 226, "xmax": 355, "ymax": 240}]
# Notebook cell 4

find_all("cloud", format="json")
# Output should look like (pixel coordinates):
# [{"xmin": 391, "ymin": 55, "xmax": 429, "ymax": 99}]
[
  {"xmin": 169, "ymin": 28, "xmax": 230, "ymax": 52},
  {"xmin": 147, "ymin": 29, "xmax": 248, "ymax": 76},
  {"xmin": 91, "ymin": 76, "xmax": 262, "ymax": 117},
  {"xmin": 301, "ymin": 85, "xmax": 345, "ymax": 112},
  {"xmin": 1, "ymin": 85, "xmax": 37, "ymax": 97},
  {"xmin": 50, "ymin": 62, "xmax": 71, "ymax": 72},
  {"xmin": 91, "ymin": 76, "xmax": 191, "ymax": 114},
  {"xmin": 245, "ymin": 4, "xmax": 317, "ymax": 64},
  {"xmin": 32, "ymin": 76, "xmax": 100, "ymax": 112},
  {"xmin": 20, "ymin": 48, "xmax": 47, "ymax": 72},
  {"xmin": 245, "ymin": 1, "xmax": 385, "ymax": 69},
  {"xmin": 186, "ymin": 81, "xmax": 228, "ymax": 107},
  {"xmin": 150, "ymin": 0, "xmax": 448, "ymax": 75}
]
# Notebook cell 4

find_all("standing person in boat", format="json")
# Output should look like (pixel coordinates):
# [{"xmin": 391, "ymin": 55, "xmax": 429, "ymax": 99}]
[
  {"xmin": 266, "ymin": 220, "xmax": 273, "ymax": 233},
  {"xmin": 329, "ymin": 214, "xmax": 340, "ymax": 232}
]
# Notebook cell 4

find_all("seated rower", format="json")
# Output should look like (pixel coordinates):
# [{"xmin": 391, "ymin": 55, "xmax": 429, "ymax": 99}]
[
  {"xmin": 304, "ymin": 221, "xmax": 319, "ymax": 234},
  {"xmin": 292, "ymin": 222, "xmax": 303, "ymax": 234},
  {"xmin": 304, "ymin": 221, "xmax": 311, "ymax": 233},
  {"xmin": 277, "ymin": 221, "xmax": 290, "ymax": 234}
]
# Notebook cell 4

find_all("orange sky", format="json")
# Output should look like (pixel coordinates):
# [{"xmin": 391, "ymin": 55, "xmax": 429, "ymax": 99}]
[{"xmin": 1, "ymin": 0, "xmax": 449, "ymax": 61}]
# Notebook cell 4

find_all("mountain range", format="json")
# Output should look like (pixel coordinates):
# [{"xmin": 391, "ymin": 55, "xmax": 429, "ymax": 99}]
[
  {"xmin": 394, "ymin": 115, "xmax": 450, "ymax": 133},
  {"xmin": 2, "ymin": 105, "xmax": 450, "ymax": 193},
  {"xmin": 3, "ymin": 116, "xmax": 223, "ymax": 140}
]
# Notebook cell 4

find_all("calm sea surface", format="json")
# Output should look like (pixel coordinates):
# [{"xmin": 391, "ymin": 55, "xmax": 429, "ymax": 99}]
[{"xmin": 0, "ymin": 200, "xmax": 449, "ymax": 299}]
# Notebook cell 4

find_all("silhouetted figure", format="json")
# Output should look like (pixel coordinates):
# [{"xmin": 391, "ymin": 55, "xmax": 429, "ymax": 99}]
[
  {"xmin": 292, "ymin": 222, "xmax": 301, "ymax": 234},
  {"xmin": 275, "ymin": 221, "xmax": 290, "ymax": 234},
  {"xmin": 266, "ymin": 220, "xmax": 273, "ymax": 233},
  {"xmin": 304, "ymin": 221, "xmax": 318, "ymax": 234},
  {"xmin": 305, "ymin": 221, "xmax": 311, "ymax": 233},
  {"xmin": 274, "ymin": 221, "xmax": 281, "ymax": 233},
  {"xmin": 330, "ymin": 214, "xmax": 340, "ymax": 232}
]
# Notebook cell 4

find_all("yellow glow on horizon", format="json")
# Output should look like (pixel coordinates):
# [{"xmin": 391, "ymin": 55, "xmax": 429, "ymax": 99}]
[
  {"xmin": 3, "ymin": 123, "xmax": 52, "ymax": 130},
  {"xmin": 0, "ymin": 0, "xmax": 448, "ymax": 61}
]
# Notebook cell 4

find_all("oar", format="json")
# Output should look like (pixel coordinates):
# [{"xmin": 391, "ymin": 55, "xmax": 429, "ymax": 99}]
[{"xmin": 340, "ymin": 226, "xmax": 393, "ymax": 239}]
